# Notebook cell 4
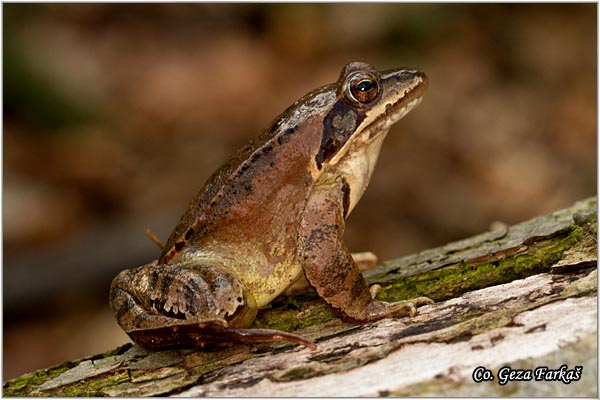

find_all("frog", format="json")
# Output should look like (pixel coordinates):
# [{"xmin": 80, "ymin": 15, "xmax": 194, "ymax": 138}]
[{"xmin": 110, "ymin": 61, "xmax": 432, "ymax": 351}]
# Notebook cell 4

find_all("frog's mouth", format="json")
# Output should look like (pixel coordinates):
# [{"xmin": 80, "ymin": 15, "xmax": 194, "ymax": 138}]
[{"xmin": 385, "ymin": 97, "xmax": 422, "ymax": 126}]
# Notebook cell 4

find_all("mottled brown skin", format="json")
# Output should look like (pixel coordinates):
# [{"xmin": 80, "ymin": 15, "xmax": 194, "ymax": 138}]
[{"xmin": 110, "ymin": 62, "xmax": 431, "ymax": 351}]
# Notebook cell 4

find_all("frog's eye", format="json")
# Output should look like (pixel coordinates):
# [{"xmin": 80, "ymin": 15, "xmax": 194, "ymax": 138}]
[{"xmin": 345, "ymin": 72, "xmax": 380, "ymax": 105}]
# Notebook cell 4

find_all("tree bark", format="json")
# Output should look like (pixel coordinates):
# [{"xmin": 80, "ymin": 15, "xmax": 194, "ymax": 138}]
[{"xmin": 3, "ymin": 197, "xmax": 597, "ymax": 397}]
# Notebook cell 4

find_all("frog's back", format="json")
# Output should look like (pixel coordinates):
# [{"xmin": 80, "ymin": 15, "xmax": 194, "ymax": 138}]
[
  {"xmin": 159, "ymin": 101, "xmax": 330, "ymax": 264},
  {"xmin": 159, "ymin": 137, "xmax": 262, "ymax": 258}
]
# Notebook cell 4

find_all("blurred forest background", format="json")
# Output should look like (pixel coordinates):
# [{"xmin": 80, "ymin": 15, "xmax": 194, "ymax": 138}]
[{"xmin": 3, "ymin": 3, "xmax": 596, "ymax": 379}]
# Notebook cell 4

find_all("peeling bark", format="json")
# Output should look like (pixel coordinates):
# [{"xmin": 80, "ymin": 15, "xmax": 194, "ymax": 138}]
[{"xmin": 3, "ymin": 197, "xmax": 597, "ymax": 397}]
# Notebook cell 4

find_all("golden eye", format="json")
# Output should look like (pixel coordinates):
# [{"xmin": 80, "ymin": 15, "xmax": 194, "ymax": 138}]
[{"xmin": 345, "ymin": 73, "xmax": 380, "ymax": 104}]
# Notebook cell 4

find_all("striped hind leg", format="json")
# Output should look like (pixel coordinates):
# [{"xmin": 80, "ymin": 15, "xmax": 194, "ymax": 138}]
[{"xmin": 109, "ymin": 261, "xmax": 315, "ymax": 350}]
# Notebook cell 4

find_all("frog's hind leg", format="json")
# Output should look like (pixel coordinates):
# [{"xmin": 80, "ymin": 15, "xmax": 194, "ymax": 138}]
[{"xmin": 110, "ymin": 261, "xmax": 315, "ymax": 351}]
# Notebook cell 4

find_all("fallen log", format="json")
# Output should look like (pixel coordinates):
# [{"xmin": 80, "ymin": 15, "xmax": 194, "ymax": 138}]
[{"xmin": 3, "ymin": 197, "xmax": 596, "ymax": 397}]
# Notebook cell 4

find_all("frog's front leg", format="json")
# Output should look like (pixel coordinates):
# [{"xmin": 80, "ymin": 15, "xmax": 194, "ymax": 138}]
[
  {"xmin": 110, "ymin": 262, "xmax": 315, "ymax": 350},
  {"xmin": 299, "ymin": 182, "xmax": 433, "ymax": 322}
]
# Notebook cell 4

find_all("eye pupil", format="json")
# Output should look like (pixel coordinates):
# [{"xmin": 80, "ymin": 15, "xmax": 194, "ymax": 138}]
[
  {"xmin": 355, "ymin": 80, "xmax": 374, "ymax": 92},
  {"xmin": 346, "ymin": 74, "xmax": 379, "ymax": 104}
]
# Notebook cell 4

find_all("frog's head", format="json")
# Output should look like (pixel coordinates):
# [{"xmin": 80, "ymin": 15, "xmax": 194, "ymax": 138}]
[{"xmin": 316, "ymin": 61, "xmax": 428, "ymax": 216}]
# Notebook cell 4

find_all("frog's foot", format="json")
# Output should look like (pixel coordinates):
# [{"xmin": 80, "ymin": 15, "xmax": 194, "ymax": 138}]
[
  {"xmin": 128, "ymin": 321, "xmax": 316, "ymax": 351},
  {"xmin": 224, "ymin": 327, "xmax": 317, "ymax": 350},
  {"xmin": 351, "ymin": 251, "xmax": 378, "ymax": 271},
  {"xmin": 364, "ymin": 296, "xmax": 434, "ymax": 320},
  {"xmin": 369, "ymin": 284, "xmax": 382, "ymax": 298},
  {"xmin": 388, "ymin": 296, "xmax": 435, "ymax": 317}
]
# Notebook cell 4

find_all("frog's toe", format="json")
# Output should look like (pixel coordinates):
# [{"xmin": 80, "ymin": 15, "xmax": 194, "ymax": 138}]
[
  {"xmin": 387, "ymin": 296, "xmax": 434, "ymax": 318},
  {"xmin": 128, "ymin": 321, "xmax": 316, "ymax": 351},
  {"xmin": 405, "ymin": 296, "xmax": 435, "ymax": 316},
  {"xmin": 351, "ymin": 251, "xmax": 378, "ymax": 271},
  {"xmin": 412, "ymin": 296, "xmax": 435, "ymax": 307},
  {"xmin": 369, "ymin": 284, "xmax": 382, "ymax": 298},
  {"xmin": 230, "ymin": 328, "xmax": 317, "ymax": 350}
]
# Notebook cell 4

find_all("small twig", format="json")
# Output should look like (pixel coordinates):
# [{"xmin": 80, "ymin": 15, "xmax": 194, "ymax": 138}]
[{"xmin": 145, "ymin": 229, "xmax": 165, "ymax": 250}]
